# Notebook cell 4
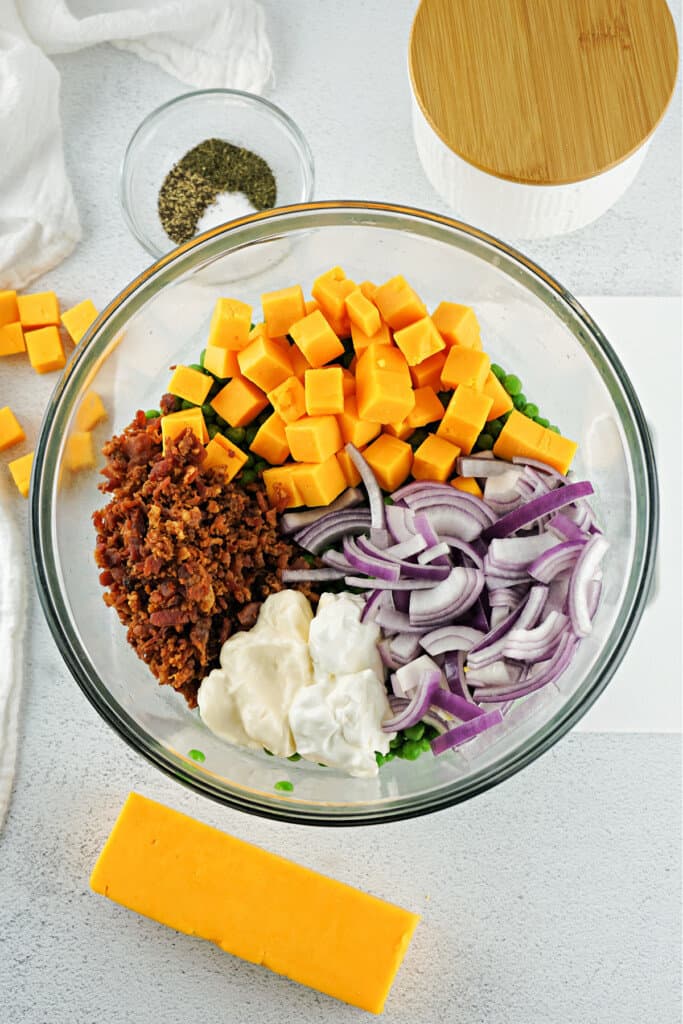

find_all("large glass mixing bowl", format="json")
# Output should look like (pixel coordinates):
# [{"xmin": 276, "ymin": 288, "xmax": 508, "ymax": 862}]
[{"xmin": 30, "ymin": 202, "xmax": 657, "ymax": 825}]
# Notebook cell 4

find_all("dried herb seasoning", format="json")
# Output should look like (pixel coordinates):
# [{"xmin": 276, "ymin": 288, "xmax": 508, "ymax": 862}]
[{"xmin": 158, "ymin": 138, "xmax": 277, "ymax": 246}]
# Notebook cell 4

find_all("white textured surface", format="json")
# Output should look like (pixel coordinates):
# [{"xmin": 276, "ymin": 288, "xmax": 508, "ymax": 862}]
[{"xmin": 0, "ymin": 1, "xmax": 681, "ymax": 1020}]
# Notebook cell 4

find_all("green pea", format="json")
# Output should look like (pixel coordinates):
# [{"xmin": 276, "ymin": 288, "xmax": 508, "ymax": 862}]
[
  {"xmin": 188, "ymin": 748, "xmax": 205, "ymax": 763},
  {"xmin": 522, "ymin": 402, "xmax": 539, "ymax": 419},
  {"xmin": 512, "ymin": 393, "xmax": 527, "ymax": 411},
  {"xmin": 144, "ymin": 409, "xmax": 161, "ymax": 420},
  {"xmin": 491, "ymin": 363, "xmax": 506, "ymax": 381},
  {"xmin": 383, "ymin": 495, "xmax": 395, "ymax": 506},
  {"xmin": 240, "ymin": 469, "xmax": 257, "ymax": 484},
  {"xmin": 549, "ymin": 424, "xmax": 561, "ymax": 434},
  {"xmin": 302, "ymin": 552, "xmax": 317, "ymax": 567},
  {"xmin": 404, "ymin": 723, "xmax": 425, "ymax": 741},
  {"xmin": 419, "ymin": 736, "xmax": 432, "ymax": 752},
  {"xmin": 477, "ymin": 433, "xmax": 494, "ymax": 451},
  {"xmin": 201, "ymin": 403, "xmax": 216, "ymax": 421},
  {"xmin": 199, "ymin": 348, "xmax": 207, "ymax": 368},
  {"xmin": 225, "ymin": 426, "xmax": 246, "ymax": 445},
  {"xmin": 383, "ymin": 750, "xmax": 396, "ymax": 762},
  {"xmin": 274, "ymin": 780, "xmax": 294, "ymax": 792},
  {"xmin": 180, "ymin": 398, "xmax": 196, "ymax": 410},
  {"xmin": 241, "ymin": 453, "xmax": 254, "ymax": 469},
  {"xmin": 253, "ymin": 458, "xmax": 269, "ymax": 474},
  {"xmin": 207, "ymin": 423, "xmax": 220, "ymax": 439},
  {"xmin": 389, "ymin": 735, "xmax": 403, "ymax": 750},
  {"xmin": 535, "ymin": 416, "xmax": 550, "ymax": 428},
  {"xmin": 503, "ymin": 374, "xmax": 523, "ymax": 396},
  {"xmin": 487, "ymin": 418, "xmax": 503, "ymax": 439},
  {"xmin": 244, "ymin": 425, "xmax": 259, "ymax": 445},
  {"xmin": 287, "ymin": 752, "xmax": 301, "ymax": 762},
  {"xmin": 188, "ymin": 363, "xmax": 207, "ymax": 375},
  {"xmin": 399, "ymin": 740, "xmax": 423, "ymax": 761},
  {"xmin": 375, "ymin": 752, "xmax": 386, "ymax": 767}
]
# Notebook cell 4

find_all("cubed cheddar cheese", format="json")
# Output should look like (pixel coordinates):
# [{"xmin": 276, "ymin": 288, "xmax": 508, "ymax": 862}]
[
  {"xmin": 341, "ymin": 368, "xmax": 355, "ymax": 396},
  {"xmin": 437, "ymin": 385, "xmax": 493, "ymax": 454},
  {"xmin": 296, "ymin": 454, "xmax": 347, "ymax": 507},
  {"xmin": 167, "ymin": 365, "xmax": 213, "ymax": 406},
  {"xmin": 65, "ymin": 431, "xmax": 95, "ymax": 471},
  {"xmin": 406, "ymin": 386, "xmax": 444, "ymax": 428},
  {"xmin": 483, "ymin": 371, "xmax": 514, "ymax": 420},
  {"xmin": 393, "ymin": 316, "xmax": 445, "ymax": 367},
  {"xmin": 250, "ymin": 412, "xmax": 290, "ymax": 465},
  {"xmin": 268, "ymin": 376, "xmax": 307, "ymax": 424},
  {"xmin": 161, "ymin": 408, "xmax": 208, "ymax": 452},
  {"xmin": 289, "ymin": 310, "xmax": 345, "ymax": 368},
  {"xmin": 493, "ymin": 410, "xmax": 577, "ymax": 474},
  {"xmin": 203, "ymin": 345, "xmax": 240, "ymax": 379},
  {"xmin": 440, "ymin": 346, "xmax": 490, "ymax": 391},
  {"xmin": 451, "ymin": 475, "xmax": 483, "ymax": 498},
  {"xmin": 263, "ymin": 464, "xmax": 306, "ymax": 508},
  {"xmin": 262, "ymin": 285, "xmax": 306, "ymax": 338},
  {"xmin": 8, "ymin": 451, "xmax": 33, "ymax": 498},
  {"xmin": 304, "ymin": 366, "xmax": 344, "ymax": 416},
  {"xmin": 359, "ymin": 280, "xmax": 378, "ymax": 302},
  {"xmin": 304, "ymin": 298, "xmax": 320, "ymax": 315},
  {"xmin": 203, "ymin": 433, "xmax": 249, "ymax": 481},
  {"xmin": 24, "ymin": 325, "xmax": 65, "ymax": 374},
  {"xmin": 0, "ymin": 290, "xmax": 19, "ymax": 328},
  {"xmin": 383, "ymin": 419, "xmax": 415, "ymax": 441},
  {"xmin": 431, "ymin": 302, "xmax": 482, "ymax": 349},
  {"xmin": 344, "ymin": 288, "xmax": 381, "ymax": 337},
  {"xmin": 289, "ymin": 343, "xmax": 312, "ymax": 381},
  {"xmin": 412, "ymin": 434, "xmax": 461, "ymax": 482},
  {"xmin": 373, "ymin": 275, "xmax": 427, "ymax": 330},
  {"xmin": 207, "ymin": 298, "xmax": 252, "ymax": 350},
  {"xmin": 61, "ymin": 299, "xmax": 97, "ymax": 344},
  {"xmin": 238, "ymin": 335, "xmax": 293, "ymax": 392},
  {"xmin": 17, "ymin": 291, "xmax": 60, "ymax": 329},
  {"xmin": 336, "ymin": 447, "xmax": 362, "ymax": 487},
  {"xmin": 0, "ymin": 406, "xmax": 25, "ymax": 451},
  {"xmin": 311, "ymin": 267, "xmax": 355, "ymax": 335},
  {"xmin": 350, "ymin": 319, "xmax": 392, "ymax": 355},
  {"xmin": 355, "ymin": 345, "xmax": 415, "ymax": 424},
  {"xmin": 285, "ymin": 415, "xmax": 343, "ymax": 463},
  {"xmin": 363, "ymin": 434, "xmax": 413, "ymax": 492},
  {"xmin": 409, "ymin": 350, "xmax": 446, "ymax": 390},
  {"xmin": 90, "ymin": 793, "xmax": 419, "ymax": 1015},
  {"xmin": 336, "ymin": 395, "xmax": 382, "ymax": 448},
  {"xmin": 75, "ymin": 390, "xmax": 107, "ymax": 432},
  {"xmin": 0, "ymin": 322, "xmax": 25, "ymax": 357},
  {"xmin": 211, "ymin": 377, "xmax": 268, "ymax": 427}
]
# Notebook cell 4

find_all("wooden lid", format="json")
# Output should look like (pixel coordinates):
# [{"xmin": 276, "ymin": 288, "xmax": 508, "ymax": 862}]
[{"xmin": 409, "ymin": 0, "xmax": 678, "ymax": 185}]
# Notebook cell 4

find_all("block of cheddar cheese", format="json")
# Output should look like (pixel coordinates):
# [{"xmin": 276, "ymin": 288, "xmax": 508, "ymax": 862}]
[
  {"xmin": 91, "ymin": 794, "xmax": 419, "ymax": 1014},
  {"xmin": 493, "ymin": 410, "xmax": 577, "ymax": 474}
]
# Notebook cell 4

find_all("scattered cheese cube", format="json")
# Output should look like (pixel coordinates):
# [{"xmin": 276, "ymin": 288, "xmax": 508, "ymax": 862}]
[
  {"xmin": 0, "ymin": 406, "xmax": 26, "ymax": 451},
  {"xmin": 412, "ymin": 434, "xmax": 461, "ymax": 482},
  {"xmin": 75, "ymin": 390, "xmax": 107, "ymax": 432},
  {"xmin": 250, "ymin": 412, "xmax": 290, "ymax": 465},
  {"xmin": 440, "ymin": 346, "xmax": 490, "ymax": 391},
  {"xmin": 311, "ymin": 267, "xmax": 355, "ymax": 335},
  {"xmin": 336, "ymin": 395, "xmax": 382, "ymax": 448},
  {"xmin": 238, "ymin": 335, "xmax": 294, "ymax": 392},
  {"xmin": 0, "ymin": 290, "xmax": 19, "ymax": 328},
  {"xmin": 289, "ymin": 310, "xmax": 345, "ymax": 368},
  {"xmin": 267, "ymin": 376, "xmax": 307, "ymax": 424},
  {"xmin": 8, "ymin": 451, "xmax": 33, "ymax": 498},
  {"xmin": 344, "ymin": 288, "xmax": 380, "ymax": 337},
  {"xmin": 65, "ymin": 431, "xmax": 95, "ymax": 471},
  {"xmin": 61, "ymin": 299, "xmax": 97, "ymax": 344},
  {"xmin": 359, "ymin": 280, "xmax": 378, "ymax": 301},
  {"xmin": 202, "ymin": 433, "xmax": 249, "ymax": 480},
  {"xmin": 0, "ymin": 322, "xmax": 26, "ymax": 357},
  {"xmin": 203, "ymin": 345, "xmax": 240, "ymax": 379},
  {"xmin": 393, "ymin": 316, "xmax": 446, "ymax": 366},
  {"xmin": 373, "ymin": 275, "xmax": 427, "ymax": 331},
  {"xmin": 350, "ymin": 319, "xmax": 392, "ymax": 355},
  {"xmin": 207, "ymin": 298, "xmax": 252, "ymax": 350},
  {"xmin": 437, "ymin": 385, "xmax": 493, "ymax": 454},
  {"xmin": 383, "ymin": 419, "xmax": 415, "ymax": 441},
  {"xmin": 482, "ymin": 371, "xmax": 514, "ymax": 420},
  {"xmin": 336, "ymin": 447, "xmax": 362, "ymax": 487},
  {"xmin": 17, "ymin": 291, "xmax": 60, "ymax": 329},
  {"xmin": 285, "ymin": 415, "xmax": 343, "ymax": 463},
  {"xmin": 355, "ymin": 345, "xmax": 415, "ymax": 424},
  {"xmin": 451, "ymin": 475, "xmax": 483, "ymax": 498},
  {"xmin": 493, "ymin": 410, "xmax": 577, "ymax": 475},
  {"xmin": 261, "ymin": 285, "xmax": 306, "ymax": 338},
  {"xmin": 363, "ymin": 434, "xmax": 413, "ymax": 491},
  {"xmin": 304, "ymin": 366, "xmax": 344, "ymax": 416},
  {"xmin": 24, "ymin": 325, "xmax": 65, "ymax": 374},
  {"xmin": 409, "ymin": 350, "xmax": 446, "ymax": 390},
  {"xmin": 211, "ymin": 377, "xmax": 268, "ymax": 427},
  {"xmin": 431, "ymin": 301, "xmax": 482, "ymax": 349},
  {"xmin": 406, "ymin": 386, "xmax": 444, "ymax": 428},
  {"xmin": 263, "ymin": 464, "xmax": 306, "ymax": 507},
  {"xmin": 296, "ymin": 454, "xmax": 347, "ymax": 507},
  {"xmin": 161, "ymin": 408, "xmax": 208, "ymax": 452},
  {"xmin": 167, "ymin": 365, "xmax": 213, "ymax": 406}
]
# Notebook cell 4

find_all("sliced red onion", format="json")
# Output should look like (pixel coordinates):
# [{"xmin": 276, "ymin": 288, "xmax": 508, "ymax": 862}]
[
  {"xmin": 409, "ymin": 568, "xmax": 485, "ymax": 626},
  {"xmin": 465, "ymin": 659, "xmax": 523, "ymax": 688},
  {"xmin": 393, "ymin": 654, "xmax": 443, "ymax": 698},
  {"xmin": 344, "ymin": 575, "xmax": 435, "ymax": 590},
  {"xmin": 375, "ymin": 607, "xmax": 426, "ymax": 635},
  {"xmin": 485, "ymin": 574, "xmax": 530, "ymax": 590},
  {"xmin": 281, "ymin": 568, "xmax": 346, "ymax": 583},
  {"xmin": 487, "ymin": 533, "xmax": 559, "ymax": 569},
  {"xmin": 321, "ymin": 549, "xmax": 353, "ymax": 571},
  {"xmin": 390, "ymin": 632, "xmax": 422, "ymax": 664},
  {"xmin": 382, "ymin": 669, "xmax": 443, "ymax": 730},
  {"xmin": 355, "ymin": 535, "xmax": 450, "ymax": 581},
  {"xmin": 439, "ymin": 536, "xmax": 485, "ymax": 570},
  {"xmin": 587, "ymin": 579, "xmax": 602, "ymax": 619},
  {"xmin": 384, "ymin": 535, "xmax": 428, "ymax": 560},
  {"xmin": 503, "ymin": 610, "xmax": 568, "ymax": 662},
  {"xmin": 569, "ymin": 534, "xmax": 609, "ymax": 637},
  {"xmin": 456, "ymin": 456, "xmax": 513, "ymax": 478},
  {"xmin": 488, "ymin": 586, "xmax": 526, "ymax": 609},
  {"xmin": 294, "ymin": 509, "xmax": 372, "ymax": 553},
  {"xmin": 360, "ymin": 588, "xmax": 392, "ymax": 623},
  {"xmin": 467, "ymin": 585, "xmax": 548, "ymax": 669},
  {"xmin": 528, "ymin": 540, "xmax": 585, "ymax": 583},
  {"xmin": 414, "ymin": 503, "xmax": 485, "ymax": 543},
  {"xmin": 413, "ymin": 511, "xmax": 440, "ymax": 547},
  {"xmin": 407, "ymin": 494, "xmax": 494, "ymax": 534},
  {"xmin": 343, "ymin": 536, "xmax": 400, "ymax": 582},
  {"xmin": 379, "ymin": 638, "xmax": 402, "ymax": 670},
  {"xmin": 462, "ymin": 595, "xmax": 490, "ymax": 634},
  {"xmin": 420, "ymin": 625, "xmax": 484, "ymax": 656},
  {"xmin": 385, "ymin": 504, "xmax": 417, "ymax": 543},
  {"xmin": 393, "ymin": 482, "xmax": 497, "ymax": 525},
  {"xmin": 369, "ymin": 527, "xmax": 391, "ymax": 549},
  {"xmin": 474, "ymin": 631, "xmax": 577, "ymax": 702},
  {"xmin": 417, "ymin": 542, "xmax": 451, "ymax": 565},
  {"xmin": 484, "ymin": 467, "xmax": 525, "ymax": 501},
  {"xmin": 280, "ymin": 487, "xmax": 363, "ymax": 533},
  {"xmin": 388, "ymin": 696, "xmax": 450, "ymax": 734},
  {"xmin": 444, "ymin": 650, "xmax": 473, "ymax": 700},
  {"xmin": 432, "ymin": 689, "xmax": 486, "ymax": 720},
  {"xmin": 512, "ymin": 455, "xmax": 569, "ymax": 484},
  {"xmin": 431, "ymin": 709, "xmax": 504, "ymax": 754},
  {"xmin": 482, "ymin": 481, "xmax": 594, "ymax": 540},
  {"xmin": 346, "ymin": 443, "xmax": 385, "ymax": 533},
  {"xmin": 394, "ymin": 589, "xmax": 410, "ymax": 613}
]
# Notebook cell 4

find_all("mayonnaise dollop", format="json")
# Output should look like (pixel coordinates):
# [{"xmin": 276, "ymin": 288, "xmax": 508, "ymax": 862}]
[{"xmin": 308, "ymin": 591, "xmax": 384, "ymax": 682}]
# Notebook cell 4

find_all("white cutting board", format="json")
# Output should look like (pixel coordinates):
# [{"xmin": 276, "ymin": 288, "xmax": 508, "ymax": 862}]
[{"xmin": 574, "ymin": 297, "xmax": 681, "ymax": 733}]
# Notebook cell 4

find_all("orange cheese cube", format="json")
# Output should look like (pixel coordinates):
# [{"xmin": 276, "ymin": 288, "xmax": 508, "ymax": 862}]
[
  {"xmin": 483, "ymin": 371, "xmax": 514, "ymax": 420},
  {"xmin": 383, "ymin": 419, "xmax": 415, "ymax": 441},
  {"xmin": 211, "ymin": 377, "xmax": 268, "ymax": 427},
  {"xmin": 203, "ymin": 345, "xmax": 240, "ymax": 379},
  {"xmin": 432, "ymin": 302, "xmax": 482, "ymax": 349},
  {"xmin": 493, "ymin": 411, "xmax": 578, "ymax": 474},
  {"xmin": 61, "ymin": 299, "xmax": 97, "ymax": 344},
  {"xmin": 0, "ymin": 290, "xmax": 19, "ymax": 328},
  {"xmin": 364, "ymin": 434, "xmax": 413, "ymax": 492},
  {"xmin": 304, "ymin": 298, "xmax": 320, "ymax": 315},
  {"xmin": 336, "ymin": 395, "xmax": 382, "ymax": 447},
  {"xmin": 262, "ymin": 285, "xmax": 306, "ymax": 338},
  {"xmin": 8, "ymin": 451, "xmax": 33, "ymax": 498},
  {"xmin": 311, "ymin": 267, "xmax": 355, "ymax": 334},
  {"xmin": 65, "ymin": 431, "xmax": 95, "ymax": 471},
  {"xmin": 296, "ymin": 454, "xmax": 348, "ymax": 507},
  {"xmin": 289, "ymin": 342, "xmax": 312, "ymax": 381},
  {"xmin": 161, "ymin": 408, "xmax": 208, "ymax": 452},
  {"xmin": 0, "ymin": 406, "xmax": 25, "ymax": 451},
  {"xmin": 336, "ymin": 448, "xmax": 362, "ymax": 487},
  {"xmin": 304, "ymin": 367, "xmax": 344, "ymax": 416},
  {"xmin": 409, "ymin": 350, "xmax": 446, "ymax": 390},
  {"xmin": 248, "ymin": 322, "xmax": 289, "ymax": 351},
  {"xmin": 373, "ymin": 275, "xmax": 427, "ymax": 330},
  {"xmin": 406, "ymin": 386, "xmax": 444, "ymax": 428},
  {"xmin": 24, "ymin": 325, "xmax": 65, "ymax": 374},
  {"xmin": 341, "ymin": 368, "xmax": 355, "ymax": 396},
  {"xmin": 267, "ymin": 376, "xmax": 307, "ymax": 424},
  {"xmin": 263, "ymin": 464, "xmax": 306, "ymax": 507},
  {"xmin": 90, "ymin": 793, "xmax": 419, "ymax": 1014},
  {"xmin": 289, "ymin": 310, "xmax": 345, "ymax": 368},
  {"xmin": 0, "ymin": 322, "xmax": 25, "ymax": 356},
  {"xmin": 437, "ymin": 385, "xmax": 493, "ymax": 454},
  {"xmin": 393, "ymin": 316, "xmax": 445, "ymax": 366},
  {"xmin": 345, "ymin": 288, "xmax": 381, "ymax": 337},
  {"xmin": 440, "ymin": 346, "xmax": 490, "ymax": 391},
  {"xmin": 285, "ymin": 415, "xmax": 343, "ymax": 463},
  {"xmin": 350, "ymin": 319, "xmax": 392, "ymax": 355},
  {"xmin": 207, "ymin": 298, "xmax": 252, "ymax": 350},
  {"xmin": 17, "ymin": 291, "xmax": 60, "ymax": 329},
  {"xmin": 167, "ymin": 365, "xmax": 213, "ymax": 406},
  {"xmin": 355, "ymin": 345, "xmax": 415, "ymax": 424},
  {"xmin": 203, "ymin": 433, "xmax": 249, "ymax": 480},
  {"xmin": 250, "ymin": 412, "xmax": 290, "ymax": 465},
  {"xmin": 412, "ymin": 434, "xmax": 461, "ymax": 482},
  {"xmin": 451, "ymin": 475, "xmax": 483, "ymax": 498},
  {"xmin": 238, "ymin": 335, "xmax": 293, "ymax": 392},
  {"xmin": 75, "ymin": 390, "xmax": 107, "ymax": 432},
  {"xmin": 359, "ymin": 280, "xmax": 378, "ymax": 301}
]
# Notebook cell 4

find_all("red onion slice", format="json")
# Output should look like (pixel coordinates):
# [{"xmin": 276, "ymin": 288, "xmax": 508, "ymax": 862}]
[
  {"xmin": 281, "ymin": 568, "xmax": 346, "ymax": 583},
  {"xmin": 474, "ymin": 631, "xmax": 577, "ymax": 702},
  {"xmin": 343, "ymin": 536, "xmax": 400, "ymax": 582},
  {"xmin": 294, "ymin": 509, "xmax": 372, "ymax": 553},
  {"xmin": 281, "ymin": 487, "xmax": 364, "ymax": 534},
  {"xmin": 382, "ymin": 669, "xmax": 443, "ymax": 731},
  {"xmin": 569, "ymin": 534, "xmax": 609, "ymax": 637},
  {"xmin": 503, "ymin": 610, "xmax": 569, "ymax": 662},
  {"xmin": 409, "ymin": 568, "xmax": 485, "ymax": 625},
  {"xmin": 432, "ymin": 689, "xmax": 486, "ymax": 720},
  {"xmin": 346, "ymin": 443, "xmax": 385, "ymax": 533},
  {"xmin": 482, "ymin": 481, "xmax": 594, "ymax": 540},
  {"xmin": 420, "ymin": 625, "xmax": 485, "ymax": 656},
  {"xmin": 529, "ymin": 539, "xmax": 585, "ymax": 583},
  {"xmin": 431, "ymin": 709, "xmax": 504, "ymax": 754}
]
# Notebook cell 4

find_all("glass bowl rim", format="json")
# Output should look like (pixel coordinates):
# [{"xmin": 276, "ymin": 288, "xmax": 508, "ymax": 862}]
[
  {"xmin": 30, "ymin": 200, "xmax": 659, "ymax": 826},
  {"xmin": 119, "ymin": 87, "xmax": 316, "ymax": 257}
]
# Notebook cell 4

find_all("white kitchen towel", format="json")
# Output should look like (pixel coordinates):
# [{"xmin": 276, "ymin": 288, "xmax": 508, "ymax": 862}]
[
  {"xmin": 0, "ymin": 0, "xmax": 272, "ymax": 290},
  {"xmin": 0, "ymin": 477, "xmax": 26, "ymax": 831}
]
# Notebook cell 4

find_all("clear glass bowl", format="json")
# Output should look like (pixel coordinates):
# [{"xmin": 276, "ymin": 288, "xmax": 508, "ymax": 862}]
[
  {"xmin": 30, "ymin": 203, "xmax": 658, "ymax": 825},
  {"xmin": 120, "ymin": 89, "xmax": 315, "ymax": 257}
]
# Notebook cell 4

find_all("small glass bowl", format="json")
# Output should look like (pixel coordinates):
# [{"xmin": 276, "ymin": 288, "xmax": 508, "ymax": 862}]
[{"xmin": 119, "ymin": 89, "xmax": 315, "ymax": 258}]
